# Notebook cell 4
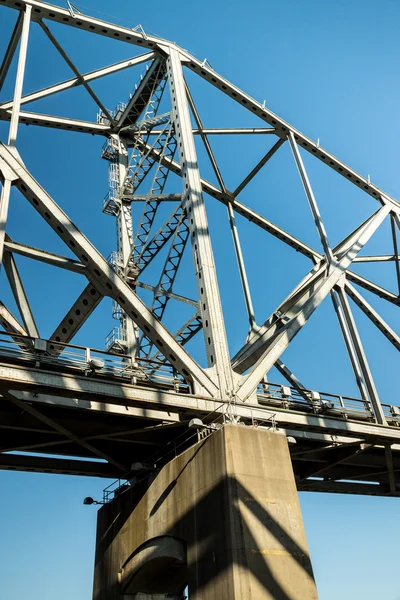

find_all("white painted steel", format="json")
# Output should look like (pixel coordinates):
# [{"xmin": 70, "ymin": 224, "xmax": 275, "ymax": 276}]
[{"xmin": 167, "ymin": 48, "xmax": 234, "ymax": 397}]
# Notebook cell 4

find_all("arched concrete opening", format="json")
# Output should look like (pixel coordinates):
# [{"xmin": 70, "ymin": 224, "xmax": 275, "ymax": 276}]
[{"xmin": 120, "ymin": 536, "xmax": 187, "ymax": 598}]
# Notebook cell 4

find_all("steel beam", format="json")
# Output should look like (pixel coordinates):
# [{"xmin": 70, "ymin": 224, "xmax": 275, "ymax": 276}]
[
  {"xmin": 2, "ymin": 249, "xmax": 39, "ymax": 337},
  {"xmin": 297, "ymin": 480, "xmax": 395, "ymax": 496},
  {"xmin": 167, "ymin": 48, "xmax": 234, "ymax": 396},
  {"xmin": 297, "ymin": 442, "xmax": 372, "ymax": 483},
  {"xmin": 233, "ymin": 139, "xmax": 285, "ymax": 197},
  {"xmin": 10, "ymin": 390, "xmax": 182, "ymax": 423},
  {"xmin": 185, "ymin": 80, "xmax": 226, "ymax": 191},
  {"xmin": 147, "ymin": 127, "xmax": 277, "ymax": 136},
  {"xmin": 7, "ymin": 4, "xmax": 31, "ymax": 146},
  {"xmin": 344, "ymin": 281, "xmax": 400, "ymax": 351},
  {"xmin": 347, "ymin": 270, "xmax": 400, "ymax": 307},
  {"xmin": 331, "ymin": 287, "xmax": 371, "ymax": 408},
  {"xmin": 134, "ymin": 136, "xmax": 400, "ymax": 311},
  {"xmin": 288, "ymin": 131, "xmax": 334, "ymax": 263},
  {"xmin": 4, "ymin": 392, "xmax": 127, "ymax": 471},
  {"xmin": 0, "ymin": 452, "xmax": 121, "ymax": 478},
  {"xmin": 232, "ymin": 206, "xmax": 392, "ymax": 374},
  {"xmin": 390, "ymin": 214, "xmax": 400, "ymax": 295},
  {"xmin": 0, "ymin": 6, "xmax": 30, "ymax": 266},
  {"xmin": 49, "ymin": 282, "xmax": 103, "ymax": 349},
  {"xmin": 0, "ymin": 108, "xmax": 111, "ymax": 134},
  {"xmin": 385, "ymin": 444, "xmax": 397, "ymax": 493},
  {"xmin": 185, "ymin": 81, "xmax": 257, "ymax": 332},
  {"xmin": 0, "ymin": 52, "xmax": 154, "ymax": 111},
  {"xmin": 334, "ymin": 284, "xmax": 386, "ymax": 424},
  {"xmin": 136, "ymin": 203, "xmax": 186, "ymax": 274},
  {"xmin": 116, "ymin": 59, "xmax": 166, "ymax": 129},
  {"xmin": 0, "ymin": 11, "xmax": 23, "ymax": 92},
  {"xmin": 0, "ymin": 300, "xmax": 27, "ymax": 339},
  {"xmin": 116, "ymin": 136, "xmax": 137, "ymax": 357},
  {"xmin": 353, "ymin": 254, "xmax": 400, "ymax": 263},
  {"xmin": 135, "ymin": 281, "xmax": 198, "ymax": 307},
  {"xmin": 4, "ymin": 238, "xmax": 86, "ymax": 274},
  {"xmin": 38, "ymin": 20, "xmax": 115, "ymax": 123}
]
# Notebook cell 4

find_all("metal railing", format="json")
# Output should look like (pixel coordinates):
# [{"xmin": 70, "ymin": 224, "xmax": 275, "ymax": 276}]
[
  {"xmin": 257, "ymin": 382, "xmax": 400, "ymax": 426},
  {"xmin": 105, "ymin": 326, "xmax": 126, "ymax": 351},
  {"xmin": 102, "ymin": 190, "xmax": 119, "ymax": 215},
  {"xmin": 0, "ymin": 331, "xmax": 189, "ymax": 392},
  {"xmin": 0, "ymin": 330, "xmax": 398, "ymax": 427}
]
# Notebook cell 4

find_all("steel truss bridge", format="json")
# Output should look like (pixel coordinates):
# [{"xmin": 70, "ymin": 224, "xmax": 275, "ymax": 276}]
[{"xmin": 0, "ymin": 0, "xmax": 399, "ymax": 498}]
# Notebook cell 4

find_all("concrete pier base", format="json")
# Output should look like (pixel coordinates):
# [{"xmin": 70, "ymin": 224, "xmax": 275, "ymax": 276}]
[{"xmin": 93, "ymin": 424, "xmax": 318, "ymax": 600}]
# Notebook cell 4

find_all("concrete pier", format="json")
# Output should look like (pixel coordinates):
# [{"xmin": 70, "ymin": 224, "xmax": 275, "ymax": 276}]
[{"xmin": 92, "ymin": 425, "xmax": 318, "ymax": 599}]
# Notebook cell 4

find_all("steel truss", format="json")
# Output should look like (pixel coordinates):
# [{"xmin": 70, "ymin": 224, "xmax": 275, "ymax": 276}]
[{"xmin": 0, "ymin": 0, "xmax": 399, "ymax": 495}]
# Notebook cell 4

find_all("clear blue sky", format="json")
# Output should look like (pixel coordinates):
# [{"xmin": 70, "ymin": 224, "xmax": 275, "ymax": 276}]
[{"xmin": 0, "ymin": 0, "xmax": 399, "ymax": 598}]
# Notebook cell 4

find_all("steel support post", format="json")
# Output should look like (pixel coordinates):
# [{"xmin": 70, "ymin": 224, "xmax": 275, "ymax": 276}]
[
  {"xmin": 184, "ymin": 80, "xmax": 225, "ymax": 191},
  {"xmin": 390, "ymin": 214, "xmax": 400, "ymax": 295},
  {"xmin": 0, "ymin": 11, "xmax": 23, "ymax": 92},
  {"xmin": 331, "ymin": 287, "xmax": 371, "ymax": 407},
  {"xmin": 167, "ymin": 48, "xmax": 234, "ymax": 397},
  {"xmin": 385, "ymin": 445, "xmax": 397, "ymax": 493},
  {"xmin": 0, "ymin": 5, "xmax": 30, "ymax": 267},
  {"xmin": 4, "ymin": 237, "xmax": 87, "ymax": 274},
  {"xmin": 49, "ymin": 282, "xmax": 103, "ymax": 350},
  {"xmin": 344, "ymin": 281, "xmax": 400, "ymax": 351},
  {"xmin": 288, "ymin": 131, "xmax": 334, "ymax": 264},
  {"xmin": 334, "ymin": 283, "xmax": 386, "ymax": 425},
  {"xmin": 0, "ymin": 178, "xmax": 13, "ymax": 265},
  {"xmin": 0, "ymin": 300, "xmax": 29, "ymax": 346},
  {"xmin": 2, "ymin": 250, "xmax": 39, "ymax": 337},
  {"xmin": 233, "ymin": 138, "xmax": 285, "ymax": 197},
  {"xmin": 185, "ymin": 80, "xmax": 257, "ymax": 334},
  {"xmin": 8, "ymin": 4, "xmax": 31, "ymax": 146},
  {"xmin": 0, "ymin": 53, "xmax": 155, "ymax": 112},
  {"xmin": 227, "ymin": 203, "xmax": 256, "ymax": 331}
]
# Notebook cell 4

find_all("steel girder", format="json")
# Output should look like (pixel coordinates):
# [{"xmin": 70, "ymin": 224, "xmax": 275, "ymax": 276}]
[{"xmin": 0, "ymin": 0, "xmax": 398, "ymax": 491}]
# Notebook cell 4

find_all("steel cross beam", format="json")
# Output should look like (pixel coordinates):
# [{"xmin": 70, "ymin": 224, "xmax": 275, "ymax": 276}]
[
  {"xmin": 147, "ymin": 127, "xmax": 277, "ymax": 136},
  {"xmin": 0, "ymin": 108, "xmax": 111, "ymax": 135},
  {"xmin": 0, "ymin": 143, "xmax": 219, "ymax": 397},
  {"xmin": 3, "ymin": 391, "xmax": 127, "ymax": 471},
  {"xmin": 0, "ymin": 300, "xmax": 29, "ymax": 349},
  {"xmin": 344, "ymin": 281, "xmax": 400, "ymax": 352},
  {"xmin": 0, "ymin": 0, "xmax": 397, "ymax": 488},
  {"xmin": 4, "ymin": 237, "xmax": 87, "ymax": 274},
  {"xmin": 0, "ymin": 10, "xmax": 23, "ymax": 92},
  {"xmin": 0, "ymin": 53, "xmax": 155, "ymax": 111},
  {"xmin": 2, "ymin": 250, "xmax": 39, "ymax": 337},
  {"xmin": 49, "ymin": 282, "xmax": 103, "ymax": 350}
]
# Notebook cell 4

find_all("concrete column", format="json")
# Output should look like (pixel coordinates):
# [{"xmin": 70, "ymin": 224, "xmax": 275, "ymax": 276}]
[{"xmin": 93, "ymin": 425, "xmax": 318, "ymax": 600}]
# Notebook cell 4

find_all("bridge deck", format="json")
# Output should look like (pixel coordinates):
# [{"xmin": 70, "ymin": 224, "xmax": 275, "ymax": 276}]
[{"xmin": 0, "ymin": 333, "xmax": 399, "ymax": 498}]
